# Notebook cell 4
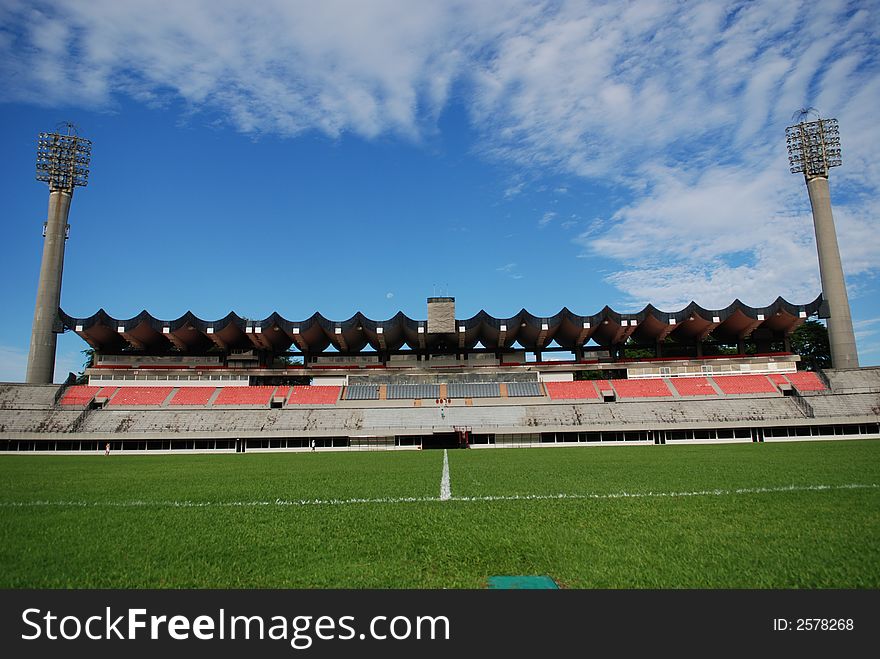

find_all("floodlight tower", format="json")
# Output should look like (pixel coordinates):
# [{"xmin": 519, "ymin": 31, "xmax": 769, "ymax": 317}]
[
  {"xmin": 25, "ymin": 124, "xmax": 91, "ymax": 384},
  {"xmin": 786, "ymin": 113, "xmax": 858, "ymax": 369}
]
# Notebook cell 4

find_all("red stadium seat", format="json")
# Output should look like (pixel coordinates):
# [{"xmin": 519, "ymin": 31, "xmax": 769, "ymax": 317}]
[
  {"xmin": 58, "ymin": 385, "xmax": 101, "ymax": 406},
  {"xmin": 213, "ymin": 386, "xmax": 276, "ymax": 406},
  {"xmin": 670, "ymin": 377, "xmax": 716, "ymax": 396},
  {"xmin": 544, "ymin": 381, "xmax": 599, "ymax": 400},
  {"xmin": 169, "ymin": 387, "xmax": 217, "ymax": 406},
  {"xmin": 106, "ymin": 387, "xmax": 173, "ymax": 406},
  {"xmin": 287, "ymin": 386, "xmax": 341, "ymax": 405},
  {"xmin": 785, "ymin": 372, "xmax": 827, "ymax": 391},
  {"xmin": 711, "ymin": 375, "xmax": 777, "ymax": 395},
  {"xmin": 611, "ymin": 379, "xmax": 673, "ymax": 398}
]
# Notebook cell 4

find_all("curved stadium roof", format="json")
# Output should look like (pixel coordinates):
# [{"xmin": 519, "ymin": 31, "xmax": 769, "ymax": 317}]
[{"xmin": 61, "ymin": 295, "xmax": 823, "ymax": 355}]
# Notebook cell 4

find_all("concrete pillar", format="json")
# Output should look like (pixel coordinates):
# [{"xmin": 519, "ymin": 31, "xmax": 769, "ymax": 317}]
[
  {"xmin": 806, "ymin": 176, "xmax": 859, "ymax": 368},
  {"xmin": 26, "ymin": 189, "xmax": 72, "ymax": 384}
]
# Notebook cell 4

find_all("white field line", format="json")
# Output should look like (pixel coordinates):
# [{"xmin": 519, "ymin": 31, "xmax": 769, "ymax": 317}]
[
  {"xmin": 0, "ymin": 483, "xmax": 875, "ymax": 509},
  {"xmin": 440, "ymin": 449, "xmax": 451, "ymax": 501}
]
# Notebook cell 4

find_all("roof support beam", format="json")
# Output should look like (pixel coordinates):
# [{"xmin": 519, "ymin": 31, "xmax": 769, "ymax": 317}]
[
  {"xmin": 334, "ymin": 326, "xmax": 348, "ymax": 352},
  {"xmin": 575, "ymin": 321, "xmax": 592, "ymax": 346},
  {"xmin": 536, "ymin": 321, "xmax": 549, "ymax": 349}
]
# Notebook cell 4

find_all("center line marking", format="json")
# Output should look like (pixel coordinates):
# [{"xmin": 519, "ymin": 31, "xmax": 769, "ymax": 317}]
[{"xmin": 440, "ymin": 448, "xmax": 451, "ymax": 501}]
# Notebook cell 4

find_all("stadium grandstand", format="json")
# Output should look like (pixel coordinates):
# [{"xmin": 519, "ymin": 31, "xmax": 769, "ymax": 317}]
[
  {"xmin": 1, "ymin": 296, "xmax": 878, "ymax": 453},
  {"xmin": 3, "ymin": 117, "xmax": 876, "ymax": 454}
]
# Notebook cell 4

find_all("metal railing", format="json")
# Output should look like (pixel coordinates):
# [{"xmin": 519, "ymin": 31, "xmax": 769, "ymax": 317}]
[
  {"xmin": 814, "ymin": 368, "xmax": 832, "ymax": 391},
  {"xmin": 67, "ymin": 406, "xmax": 94, "ymax": 433},
  {"xmin": 789, "ymin": 390, "xmax": 815, "ymax": 418},
  {"xmin": 52, "ymin": 373, "xmax": 77, "ymax": 406}
]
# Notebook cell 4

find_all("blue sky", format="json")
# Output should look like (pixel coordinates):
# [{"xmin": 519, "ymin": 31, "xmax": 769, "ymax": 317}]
[{"xmin": 0, "ymin": 0, "xmax": 878, "ymax": 381}]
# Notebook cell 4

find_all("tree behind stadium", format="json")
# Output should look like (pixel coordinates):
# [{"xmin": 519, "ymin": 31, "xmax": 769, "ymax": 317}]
[{"xmin": 791, "ymin": 320, "xmax": 831, "ymax": 370}]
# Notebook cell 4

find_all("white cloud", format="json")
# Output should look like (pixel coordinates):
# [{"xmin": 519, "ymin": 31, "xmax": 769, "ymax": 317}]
[
  {"xmin": 496, "ymin": 262, "xmax": 523, "ymax": 280},
  {"xmin": 503, "ymin": 182, "xmax": 525, "ymax": 198},
  {"xmin": 0, "ymin": 0, "xmax": 534, "ymax": 140},
  {"xmin": 3, "ymin": 2, "xmax": 876, "ymax": 183},
  {"xmin": 853, "ymin": 317, "xmax": 880, "ymax": 342},
  {"xmin": 538, "ymin": 211, "xmax": 556, "ymax": 228},
  {"xmin": 2, "ymin": 0, "xmax": 877, "ymax": 321},
  {"xmin": 469, "ymin": 1, "xmax": 878, "ymax": 184},
  {"xmin": 577, "ymin": 159, "xmax": 878, "ymax": 310}
]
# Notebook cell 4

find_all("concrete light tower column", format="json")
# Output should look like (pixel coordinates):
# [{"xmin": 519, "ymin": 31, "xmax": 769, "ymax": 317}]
[
  {"xmin": 25, "ymin": 125, "xmax": 91, "ymax": 384},
  {"xmin": 786, "ymin": 115, "xmax": 858, "ymax": 369}
]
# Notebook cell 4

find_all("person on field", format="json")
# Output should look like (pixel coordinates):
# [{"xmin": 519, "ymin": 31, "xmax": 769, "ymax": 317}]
[
  {"xmin": 311, "ymin": 438, "xmax": 316, "ymax": 451},
  {"xmin": 104, "ymin": 442, "xmax": 110, "ymax": 456}
]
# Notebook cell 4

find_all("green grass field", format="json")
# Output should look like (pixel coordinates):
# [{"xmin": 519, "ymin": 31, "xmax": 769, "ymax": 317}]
[{"xmin": 1, "ymin": 440, "xmax": 878, "ymax": 588}]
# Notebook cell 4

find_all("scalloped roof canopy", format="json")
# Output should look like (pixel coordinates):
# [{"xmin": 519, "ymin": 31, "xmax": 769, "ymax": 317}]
[{"xmin": 61, "ymin": 295, "xmax": 823, "ymax": 354}]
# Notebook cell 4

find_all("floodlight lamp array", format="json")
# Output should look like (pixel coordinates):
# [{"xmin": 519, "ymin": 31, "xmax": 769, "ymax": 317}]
[
  {"xmin": 35, "ymin": 132, "xmax": 92, "ymax": 191},
  {"xmin": 785, "ymin": 118, "xmax": 841, "ymax": 178}
]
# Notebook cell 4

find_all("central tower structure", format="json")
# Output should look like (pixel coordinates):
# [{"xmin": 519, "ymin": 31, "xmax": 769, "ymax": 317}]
[
  {"xmin": 26, "ymin": 124, "xmax": 91, "ymax": 384},
  {"xmin": 786, "ymin": 114, "xmax": 858, "ymax": 369}
]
